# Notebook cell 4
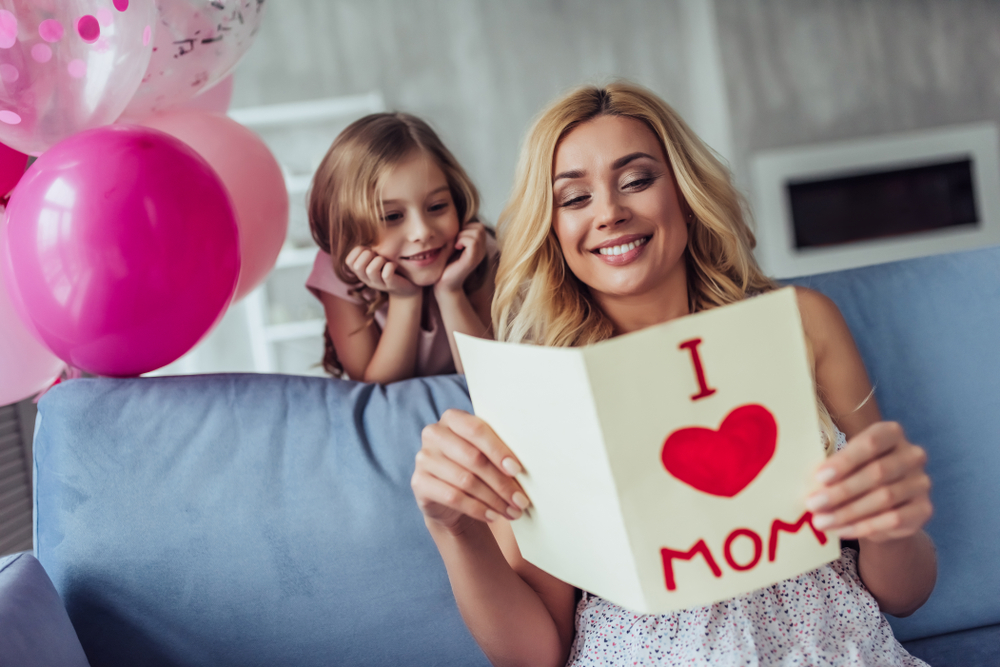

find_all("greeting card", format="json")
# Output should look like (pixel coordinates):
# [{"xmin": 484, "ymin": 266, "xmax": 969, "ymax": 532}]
[{"xmin": 456, "ymin": 287, "xmax": 839, "ymax": 614}]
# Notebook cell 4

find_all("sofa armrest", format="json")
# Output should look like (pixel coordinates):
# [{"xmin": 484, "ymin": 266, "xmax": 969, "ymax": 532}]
[{"xmin": 0, "ymin": 552, "xmax": 90, "ymax": 667}]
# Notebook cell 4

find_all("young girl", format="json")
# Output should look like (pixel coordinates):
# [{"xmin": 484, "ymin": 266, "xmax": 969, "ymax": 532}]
[
  {"xmin": 306, "ymin": 113, "xmax": 497, "ymax": 382},
  {"xmin": 411, "ymin": 83, "xmax": 935, "ymax": 666}
]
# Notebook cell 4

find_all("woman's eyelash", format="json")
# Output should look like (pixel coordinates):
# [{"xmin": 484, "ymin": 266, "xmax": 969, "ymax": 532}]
[
  {"xmin": 623, "ymin": 174, "xmax": 657, "ymax": 189},
  {"xmin": 559, "ymin": 194, "xmax": 589, "ymax": 207}
]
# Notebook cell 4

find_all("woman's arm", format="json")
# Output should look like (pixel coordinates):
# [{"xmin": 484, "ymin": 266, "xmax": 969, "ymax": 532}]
[
  {"xmin": 434, "ymin": 223, "xmax": 495, "ymax": 373},
  {"xmin": 413, "ymin": 410, "xmax": 576, "ymax": 666},
  {"xmin": 797, "ymin": 287, "xmax": 936, "ymax": 617}
]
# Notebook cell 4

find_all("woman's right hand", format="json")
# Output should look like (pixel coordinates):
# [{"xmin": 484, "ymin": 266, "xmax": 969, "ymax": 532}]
[
  {"xmin": 346, "ymin": 246, "xmax": 421, "ymax": 298},
  {"xmin": 412, "ymin": 409, "xmax": 532, "ymax": 534}
]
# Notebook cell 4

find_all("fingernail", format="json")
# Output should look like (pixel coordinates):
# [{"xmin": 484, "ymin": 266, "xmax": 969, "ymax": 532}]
[
  {"xmin": 805, "ymin": 493, "xmax": 829, "ymax": 512},
  {"xmin": 501, "ymin": 457, "xmax": 522, "ymax": 476},
  {"xmin": 506, "ymin": 505, "xmax": 522, "ymax": 520},
  {"xmin": 812, "ymin": 513, "xmax": 834, "ymax": 530},
  {"xmin": 512, "ymin": 492, "xmax": 531, "ymax": 510},
  {"xmin": 816, "ymin": 468, "xmax": 836, "ymax": 484},
  {"xmin": 484, "ymin": 510, "xmax": 500, "ymax": 523}
]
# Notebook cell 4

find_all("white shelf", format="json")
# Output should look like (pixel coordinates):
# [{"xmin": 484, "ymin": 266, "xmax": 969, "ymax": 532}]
[
  {"xmin": 227, "ymin": 91, "xmax": 386, "ymax": 375},
  {"xmin": 228, "ymin": 92, "xmax": 385, "ymax": 128},
  {"xmin": 264, "ymin": 319, "xmax": 325, "ymax": 342},
  {"xmin": 276, "ymin": 246, "xmax": 319, "ymax": 269}
]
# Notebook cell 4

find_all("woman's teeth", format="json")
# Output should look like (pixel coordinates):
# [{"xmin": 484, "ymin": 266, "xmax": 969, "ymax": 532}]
[{"xmin": 598, "ymin": 236, "xmax": 649, "ymax": 256}]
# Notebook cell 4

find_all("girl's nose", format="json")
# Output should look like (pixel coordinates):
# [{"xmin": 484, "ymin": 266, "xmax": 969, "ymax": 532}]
[{"xmin": 406, "ymin": 213, "xmax": 434, "ymax": 241}]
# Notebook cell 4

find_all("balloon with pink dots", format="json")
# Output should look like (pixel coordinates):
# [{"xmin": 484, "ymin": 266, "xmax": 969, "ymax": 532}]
[{"xmin": 0, "ymin": 1, "xmax": 156, "ymax": 155}]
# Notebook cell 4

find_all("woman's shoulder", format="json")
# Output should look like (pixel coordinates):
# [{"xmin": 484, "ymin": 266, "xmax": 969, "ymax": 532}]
[{"xmin": 791, "ymin": 286, "xmax": 848, "ymax": 338}]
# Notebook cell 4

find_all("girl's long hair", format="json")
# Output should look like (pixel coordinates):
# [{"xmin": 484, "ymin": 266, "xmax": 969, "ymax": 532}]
[
  {"xmin": 493, "ymin": 81, "xmax": 837, "ymax": 451},
  {"xmin": 308, "ymin": 112, "xmax": 487, "ymax": 377}
]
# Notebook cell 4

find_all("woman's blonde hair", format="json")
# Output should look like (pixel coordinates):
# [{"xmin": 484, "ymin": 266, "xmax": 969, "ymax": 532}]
[
  {"xmin": 493, "ymin": 81, "xmax": 837, "ymax": 450},
  {"xmin": 308, "ymin": 112, "xmax": 486, "ymax": 376}
]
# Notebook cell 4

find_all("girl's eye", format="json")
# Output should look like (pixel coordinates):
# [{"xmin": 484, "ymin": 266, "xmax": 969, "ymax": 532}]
[
  {"xmin": 381, "ymin": 211, "xmax": 404, "ymax": 225},
  {"xmin": 428, "ymin": 201, "xmax": 450, "ymax": 213}
]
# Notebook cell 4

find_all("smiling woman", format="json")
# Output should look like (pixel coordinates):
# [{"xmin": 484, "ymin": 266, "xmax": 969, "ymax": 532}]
[{"xmin": 411, "ymin": 81, "xmax": 936, "ymax": 667}]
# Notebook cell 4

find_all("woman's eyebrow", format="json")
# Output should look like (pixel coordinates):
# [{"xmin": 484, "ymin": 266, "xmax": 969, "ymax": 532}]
[
  {"xmin": 611, "ymin": 151, "xmax": 658, "ymax": 170},
  {"xmin": 553, "ymin": 152, "xmax": 660, "ymax": 183}
]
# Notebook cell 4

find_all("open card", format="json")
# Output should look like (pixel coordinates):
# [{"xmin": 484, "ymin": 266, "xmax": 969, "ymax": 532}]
[{"xmin": 456, "ymin": 287, "xmax": 839, "ymax": 614}]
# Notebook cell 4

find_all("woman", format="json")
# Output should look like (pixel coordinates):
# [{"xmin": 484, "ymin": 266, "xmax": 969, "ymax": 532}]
[{"xmin": 411, "ymin": 81, "xmax": 935, "ymax": 666}]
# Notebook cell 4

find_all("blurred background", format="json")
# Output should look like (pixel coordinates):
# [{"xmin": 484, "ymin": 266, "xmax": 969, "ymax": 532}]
[{"xmin": 173, "ymin": 0, "xmax": 1000, "ymax": 379}]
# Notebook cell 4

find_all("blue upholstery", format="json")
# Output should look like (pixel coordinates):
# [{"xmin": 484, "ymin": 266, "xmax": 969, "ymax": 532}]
[
  {"xmin": 33, "ymin": 373, "xmax": 487, "ymax": 667},
  {"xmin": 0, "ymin": 552, "xmax": 90, "ymax": 667},
  {"xmin": 788, "ymin": 244, "xmax": 1000, "ymax": 648}
]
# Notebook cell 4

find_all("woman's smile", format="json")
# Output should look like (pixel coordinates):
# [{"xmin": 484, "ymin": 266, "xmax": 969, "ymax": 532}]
[{"xmin": 591, "ymin": 233, "xmax": 651, "ymax": 264}]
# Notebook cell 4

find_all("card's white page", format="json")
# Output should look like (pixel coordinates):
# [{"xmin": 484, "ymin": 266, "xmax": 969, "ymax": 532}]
[
  {"xmin": 456, "ymin": 288, "xmax": 839, "ymax": 614},
  {"xmin": 582, "ymin": 288, "xmax": 839, "ymax": 612},
  {"xmin": 456, "ymin": 335, "xmax": 644, "ymax": 604}
]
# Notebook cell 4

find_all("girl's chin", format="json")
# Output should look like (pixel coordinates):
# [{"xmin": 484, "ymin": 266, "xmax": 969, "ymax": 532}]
[{"xmin": 399, "ymin": 268, "xmax": 445, "ymax": 288}]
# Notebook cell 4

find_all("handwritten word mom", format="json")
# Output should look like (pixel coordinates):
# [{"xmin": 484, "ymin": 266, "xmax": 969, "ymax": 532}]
[{"xmin": 660, "ymin": 511, "xmax": 828, "ymax": 591}]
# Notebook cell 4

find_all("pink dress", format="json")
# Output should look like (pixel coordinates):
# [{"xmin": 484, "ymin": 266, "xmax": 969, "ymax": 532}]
[
  {"xmin": 567, "ymin": 430, "xmax": 928, "ymax": 667},
  {"xmin": 305, "ymin": 234, "xmax": 497, "ymax": 378}
]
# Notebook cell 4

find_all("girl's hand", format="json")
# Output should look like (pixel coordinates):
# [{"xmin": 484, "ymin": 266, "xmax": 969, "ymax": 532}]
[
  {"xmin": 412, "ymin": 409, "xmax": 532, "ymax": 535},
  {"xmin": 806, "ymin": 421, "xmax": 932, "ymax": 542},
  {"xmin": 346, "ymin": 246, "xmax": 420, "ymax": 298},
  {"xmin": 435, "ymin": 222, "xmax": 488, "ymax": 295}
]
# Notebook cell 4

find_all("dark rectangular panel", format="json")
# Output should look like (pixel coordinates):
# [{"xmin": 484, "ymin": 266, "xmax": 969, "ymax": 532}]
[{"xmin": 788, "ymin": 159, "xmax": 979, "ymax": 249}]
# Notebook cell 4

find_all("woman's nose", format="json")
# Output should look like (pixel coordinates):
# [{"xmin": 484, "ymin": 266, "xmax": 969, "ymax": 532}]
[{"xmin": 594, "ymin": 190, "xmax": 629, "ymax": 229}]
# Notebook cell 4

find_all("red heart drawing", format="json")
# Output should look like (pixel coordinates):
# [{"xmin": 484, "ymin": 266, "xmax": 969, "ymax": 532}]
[{"xmin": 661, "ymin": 404, "xmax": 777, "ymax": 497}]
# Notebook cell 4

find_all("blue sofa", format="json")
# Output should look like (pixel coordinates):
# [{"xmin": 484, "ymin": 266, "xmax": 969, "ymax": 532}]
[{"xmin": 2, "ymin": 245, "xmax": 1000, "ymax": 666}]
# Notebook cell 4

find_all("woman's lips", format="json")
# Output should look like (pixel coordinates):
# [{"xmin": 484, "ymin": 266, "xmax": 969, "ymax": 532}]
[{"xmin": 592, "ymin": 235, "xmax": 650, "ymax": 266}]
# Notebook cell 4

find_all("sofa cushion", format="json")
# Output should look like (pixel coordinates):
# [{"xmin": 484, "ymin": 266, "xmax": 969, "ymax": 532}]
[
  {"xmin": 0, "ymin": 552, "xmax": 90, "ymax": 667},
  {"xmin": 788, "ymin": 244, "xmax": 1000, "ymax": 641},
  {"xmin": 34, "ymin": 373, "xmax": 488, "ymax": 667},
  {"xmin": 902, "ymin": 623, "xmax": 1000, "ymax": 667}
]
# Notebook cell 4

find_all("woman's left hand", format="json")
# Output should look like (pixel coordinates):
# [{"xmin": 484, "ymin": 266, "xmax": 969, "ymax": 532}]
[
  {"xmin": 806, "ymin": 421, "xmax": 932, "ymax": 542},
  {"xmin": 435, "ymin": 222, "xmax": 488, "ymax": 295}
]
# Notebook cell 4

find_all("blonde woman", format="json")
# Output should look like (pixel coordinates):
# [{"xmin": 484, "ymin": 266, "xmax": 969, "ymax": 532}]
[
  {"xmin": 307, "ymin": 113, "xmax": 497, "ymax": 382},
  {"xmin": 411, "ymin": 82, "xmax": 935, "ymax": 666}
]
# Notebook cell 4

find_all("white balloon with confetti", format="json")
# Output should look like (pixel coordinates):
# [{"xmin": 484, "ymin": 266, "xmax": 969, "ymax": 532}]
[
  {"xmin": 0, "ymin": 0, "xmax": 156, "ymax": 155},
  {"xmin": 120, "ymin": 0, "xmax": 265, "ymax": 121}
]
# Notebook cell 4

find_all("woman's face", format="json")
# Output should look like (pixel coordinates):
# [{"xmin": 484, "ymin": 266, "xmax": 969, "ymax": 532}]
[
  {"xmin": 372, "ymin": 150, "xmax": 461, "ymax": 286},
  {"xmin": 551, "ymin": 114, "xmax": 689, "ymax": 325}
]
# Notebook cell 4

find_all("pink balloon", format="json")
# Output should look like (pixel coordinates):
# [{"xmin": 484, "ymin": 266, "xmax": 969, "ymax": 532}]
[
  {"xmin": 0, "ymin": 140, "xmax": 27, "ymax": 196},
  {"xmin": 178, "ymin": 74, "xmax": 234, "ymax": 114},
  {"xmin": 0, "ymin": 0, "xmax": 157, "ymax": 155},
  {"xmin": 142, "ymin": 110, "xmax": 288, "ymax": 301},
  {"xmin": 2, "ymin": 125, "xmax": 240, "ymax": 377},
  {"xmin": 0, "ymin": 215, "xmax": 63, "ymax": 405},
  {"xmin": 120, "ymin": 0, "xmax": 266, "ymax": 121}
]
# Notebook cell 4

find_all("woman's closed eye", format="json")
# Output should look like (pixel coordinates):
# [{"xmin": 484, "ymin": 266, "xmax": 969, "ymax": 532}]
[
  {"xmin": 558, "ymin": 191, "xmax": 590, "ymax": 208},
  {"xmin": 621, "ymin": 171, "xmax": 658, "ymax": 192}
]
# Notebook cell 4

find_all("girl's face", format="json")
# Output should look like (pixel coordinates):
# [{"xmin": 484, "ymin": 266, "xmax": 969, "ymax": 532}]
[
  {"xmin": 551, "ymin": 114, "xmax": 690, "ymax": 328},
  {"xmin": 372, "ymin": 150, "xmax": 461, "ymax": 286}
]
